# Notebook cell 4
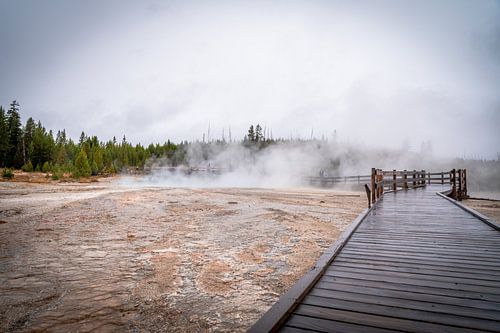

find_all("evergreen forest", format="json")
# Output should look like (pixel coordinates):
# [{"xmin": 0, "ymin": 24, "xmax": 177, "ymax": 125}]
[{"xmin": 0, "ymin": 100, "xmax": 276, "ymax": 178}]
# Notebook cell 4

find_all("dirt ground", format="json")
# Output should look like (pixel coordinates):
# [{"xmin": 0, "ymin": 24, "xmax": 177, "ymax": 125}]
[
  {"xmin": 0, "ymin": 177, "xmax": 365, "ymax": 332},
  {"xmin": 463, "ymin": 198, "xmax": 500, "ymax": 223}
]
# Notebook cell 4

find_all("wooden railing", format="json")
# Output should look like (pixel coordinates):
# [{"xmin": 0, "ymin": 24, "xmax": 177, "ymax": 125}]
[
  {"xmin": 307, "ymin": 175, "xmax": 371, "ymax": 187},
  {"xmin": 368, "ymin": 168, "xmax": 468, "ymax": 207}
]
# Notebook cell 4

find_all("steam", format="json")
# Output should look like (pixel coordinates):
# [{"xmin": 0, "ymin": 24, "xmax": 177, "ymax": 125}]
[
  {"xmin": 136, "ymin": 142, "xmax": 336, "ymax": 188},
  {"xmin": 116, "ymin": 138, "xmax": 500, "ymax": 196},
  {"xmin": 116, "ymin": 138, "xmax": 498, "ymax": 193}
]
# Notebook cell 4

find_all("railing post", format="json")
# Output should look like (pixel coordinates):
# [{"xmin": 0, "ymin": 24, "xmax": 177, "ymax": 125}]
[
  {"xmin": 422, "ymin": 170, "xmax": 425, "ymax": 186},
  {"xmin": 412, "ymin": 170, "xmax": 416, "ymax": 187},
  {"xmin": 451, "ymin": 169, "xmax": 456, "ymax": 199},
  {"xmin": 463, "ymin": 169, "xmax": 468, "ymax": 198},
  {"xmin": 457, "ymin": 169, "xmax": 463, "ymax": 201},
  {"xmin": 378, "ymin": 170, "xmax": 384, "ymax": 198},
  {"xmin": 371, "ymin": 168, "xmax": 376, "ymax": 204},
  {"xmin": 441, "ymin": 172, "xmax": 444, "ymax": 185},
  {"xmin": 403, "ymin": 170, "xmax": 408, "ymax": 190},
  {"xmin": 392, "ymin": 169, "xmax": 396, "ymax": 191},
  {"xmin": 364, "ymin": 184, "xmax": 371, "ymax": 208}
]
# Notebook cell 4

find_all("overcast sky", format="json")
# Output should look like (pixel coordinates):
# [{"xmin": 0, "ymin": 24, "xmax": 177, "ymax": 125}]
[{"xmin": 0, "ymin": 0, "xmax": 499, "ymax": 158}]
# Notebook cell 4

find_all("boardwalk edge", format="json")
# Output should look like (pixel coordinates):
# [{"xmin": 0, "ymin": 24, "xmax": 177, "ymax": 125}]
[
  {"xmin": 436, "ymin": 191, "xmax": 500, "ymax": 231},
  {"xmin": 247, "ymin": 203, "xmax": 376, "ymax": 333}
]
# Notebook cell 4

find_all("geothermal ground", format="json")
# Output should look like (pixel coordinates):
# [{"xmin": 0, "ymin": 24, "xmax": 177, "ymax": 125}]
[
  {"xmin": 463, "ymin": 198, "xmax": 500, "ymax": 223},
  {"xmin": 0, "ymin": 177, "xmax": 366, "ymax": 332}
]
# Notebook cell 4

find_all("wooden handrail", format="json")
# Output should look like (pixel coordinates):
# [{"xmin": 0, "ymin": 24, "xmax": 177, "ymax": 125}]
[
  {"xmin": 307, "ymin": 168, "xmax": 468, "ymax": 204},
  {"xmin": 368, "ymin": 168, "xmax": 468, "ymax": 205}
]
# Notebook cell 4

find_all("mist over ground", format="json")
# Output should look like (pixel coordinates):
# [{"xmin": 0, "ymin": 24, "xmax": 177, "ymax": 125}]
[{"xmin": 125, "ymin": 139, "xmax": 500, "ymax": 196}]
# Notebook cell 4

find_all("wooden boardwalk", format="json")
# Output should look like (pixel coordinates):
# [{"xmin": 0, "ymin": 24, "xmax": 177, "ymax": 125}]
[{"xmin": 250, "ymin": 185, "xmax": 500, "ymax": 332}]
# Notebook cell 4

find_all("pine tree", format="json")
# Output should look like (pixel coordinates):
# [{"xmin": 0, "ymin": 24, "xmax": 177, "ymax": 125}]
[
  {"xmin": 74, "ymin": 148, "xmax": 91, "ymax": 177},
  {"xmin": 0, "ymin": 106, "xmax": 9, "ymax": 167},
  {"xmin": 6, "ymin": 100, "xmax": 22, "ymax": 168},
  {"xmin": 92, "ymin": 146, "xmax": 104, "ymax": 175},
  {"xmin": 54, "ymin": 129, "xmax": 68, "ymax": 165},
  {"xmin": 13, "ymin": 140, "xmax": 24, "ymax": 168},
  {"xmin": 247, "ymin": 125, "xmax": 255, "ymax": 142},
  {"xmin": 79, "ymin": 131, "xmax": 86, "ymax": 146},
  {"xmin": 23, "ymin": 117, "xmax": 36, "ymax": 164},
  {"xmin": 30, "ymin": 125, "xmax": 49, "ymax": 169},
  {"xmin": 56, "ymin": 129, "xmax": 67, "ymax": 145},
  {"xmin": 255, "ymin": 124, "xmax": 263, "ymax": 142}
]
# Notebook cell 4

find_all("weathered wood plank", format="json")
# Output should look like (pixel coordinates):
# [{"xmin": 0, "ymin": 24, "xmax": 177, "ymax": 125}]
[
  {"xmin": 281, "ymin": 315, "xmax": 401, "ymax": 333},
  {"xmin": 317, "ymin": 278, "xmax": 500, "ymax": 303},
  {"xmin": 338, "ymin": 250, "xmax": 500, "ymax": 269},
  {"xmin": 324, "ymin": 270, "xmax": 500, "ymax": 295},
  {"xmin": 293, "ymin": 304, "xmax": 487, "ymax": 333},
  {"xmin": 332, "ymin": 261, "xmax": 500, "ymax": 282},
  {"xmin": 251, "ymin": 185, "xmax": 500, "ymax": 332},
  {"xmin": 301, "ymin": 295, "xmax": 500, "ymax": 331},
  {"xmin": 313, "ymin": 281, "xmax": 500, "ymax": 312},
  {"xmin": 335, "ymin": 253, "xmax": 500, "ymax": 274},
  {"xmin": 307, "ymin": 288, "xmax": 500, "ymax": 321},
  {"xmin": 352, "ymin": 235, "xmax": 499, "ymax": 243},
  {"xmin": 347, "ymin": 238, "xmax": 500, "ymax": 253},
  {"xmin": 328, "ymin": 264, "xmax": 500, "ymax": 286},
  {"xmin": 342, "ymin": 243, "xmax": 500, "ymax": 260}
]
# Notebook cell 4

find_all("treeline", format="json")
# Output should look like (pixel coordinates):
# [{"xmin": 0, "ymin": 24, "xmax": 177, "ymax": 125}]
[
  {"xmin": 0, "ymin": 101, "xmax": 184, "ymax": 178},
  {"xmin": 0, "ymin": 101, "xmax": 281, "ymax": 178}
]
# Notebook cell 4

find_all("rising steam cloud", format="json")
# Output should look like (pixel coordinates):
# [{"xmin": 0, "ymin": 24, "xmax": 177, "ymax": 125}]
[
  {"xmin": 138, "ymin": 141, "xmax": 337, "ymax": 188},
  {"xmin": 120, "ymin": 139, "xmax": 499, "ymax": 195}
]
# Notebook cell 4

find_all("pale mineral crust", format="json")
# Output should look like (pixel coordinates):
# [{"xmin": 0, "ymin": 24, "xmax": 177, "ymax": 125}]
[{"xmin": 0, "ymin": 179, "xmax": 365, "ymax": 332}]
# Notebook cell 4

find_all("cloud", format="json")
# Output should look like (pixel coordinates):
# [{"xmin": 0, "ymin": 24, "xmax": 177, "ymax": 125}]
[{"xmin": 0, "ymin": 0, "xmax": 499, "ymax": 158}]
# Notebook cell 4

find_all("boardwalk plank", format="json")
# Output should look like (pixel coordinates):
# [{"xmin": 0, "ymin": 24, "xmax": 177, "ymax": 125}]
[
  {"xmin": 301, "ymin": 295, "xmax": 500, "ymax": 331},
  {"xmin": 294, "ymin": 304, "xmax": 488, "ymax": 333},
  {"xmin": 307, "ymin": 288, "xmax": 500, "ymax": 321},
  {"xmin": 251, "ymin": 185, "xmax": 500, "ymax": 332},
  {"xmin": 282, "ymin": 315, "xmax": 401, "ymax": 333},
  {"xmin": 324, "ymin": 270, "xmax": 500, "ymax": 295},
  {"xmin": 332, "ymin": 261, "xmax": 500, "ymax": 282},
  {"xmin": 354, "ymin": 231, "xmax": 500, "ymax": 240},
  {"xmin": 325, "ymin": 266, "xmax": 500, "ymax": 288},
  {"xmin": 347, "ymin": 238, "xmax": 500, "ymax": 253},
  {"xmin": 336, "ymin": 253, "xmax": 500, "ymax": 275},
  {"xmin": 317, "ymin": 278, "xmax": 500, "ymax": 303},
  {"xmin": 339, "ymin": 249, "xmax": 500, "ymax": 269},
  {"xmin": 345, "ymin": 242, "xmax": 500, "ymax": 259},
  {"xmin": 314, "ymin": 282, "xmax": 500, "ymax": 312}
]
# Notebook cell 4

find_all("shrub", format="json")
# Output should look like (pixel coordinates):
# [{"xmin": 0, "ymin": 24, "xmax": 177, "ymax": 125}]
[
  {"xmin": 22, "ymin": 160, "xmax": 34, "ymax": 172},
  {"xmin": 42, "ymin": 161, "xmax": 51, "ymax": 173},
  {"xmin": 51, "ymin": 165, "xmax": 62, "ymax": 180},
  {"xmin": 2, "ymin": 168, "xmax": 14, "ymax": 179},
  {"xmin": 73, "ymin": 149, "xmax": 91, "ymax": 178},
  {"xmin": 91, "ymin": 161, "xmax": 99, "ymax": 176}
]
